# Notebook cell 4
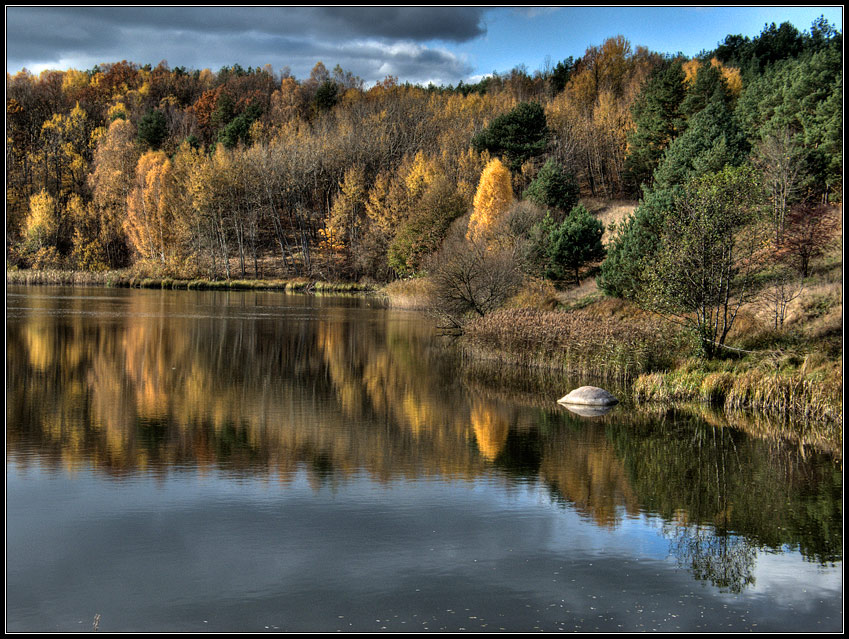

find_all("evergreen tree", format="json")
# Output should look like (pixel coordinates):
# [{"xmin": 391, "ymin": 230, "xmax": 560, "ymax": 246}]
[
  {"xmin": 549, "ymin": 57, "xmax": 576, "ymax": 95},
  {"xmin": 522, "ymin": 159, "xmax": 580, "ymax": 217},
  {"xmin": 680, "ymin": 63, "xmax": 731, "ymax": 119},
  {"xmin": 314, "ymin": 80, "xmax": 339, "ymax": 111},
  {"xmin": 472, "ymin": 102, "xmax": 549, "ymax": 171},
  {"xmin": 137, "ymin": 109, "xmax": 167, "ymax": 150},
  {"xmin": 735, "ymin": 38, "xmax": 842, "ymax": 200},
  {"xmin": 653, "ymin": 94, "xmax": 748, "ymax": 190},
  {"xmin": 534, "ymin": 205, "xmax": 605, "ymax": 285},
  {"xmin": 624, "ymin": 59, "xmax": 687, "ymax": 192},
  {"xmin": 598, "ymin": 186, "xmax": 679, "ymax": 299}
]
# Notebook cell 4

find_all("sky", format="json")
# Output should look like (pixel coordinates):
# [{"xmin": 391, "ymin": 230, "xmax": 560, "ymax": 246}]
[{"xmin": 5, "ymin": 6, "xmax": 844, "ymax": 86}]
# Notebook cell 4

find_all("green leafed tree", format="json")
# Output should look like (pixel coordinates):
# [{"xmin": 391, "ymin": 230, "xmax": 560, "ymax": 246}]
[{"xmin": 643, "ymin": 165, "xmax": 766, "ymax": 358}]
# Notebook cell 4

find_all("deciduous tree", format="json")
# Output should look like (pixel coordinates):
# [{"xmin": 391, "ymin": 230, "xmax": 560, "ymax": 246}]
[
  {"xmin": 428, "ymin": 222, "xmax": 522, "ymax": 327},
  {"xmin": 645, "ymin": 165, "xmax": 766, "ymax": 357},
  {"xmin": 778, "ymin": 201, "xmax": 838, "ymax": 277},
  {"xmin": 89, "ymin": 118, "xmax": 139, "ymax": 267},
  {"xmin": 468, "ymin": 158, "xmax": 513, "ymax": 242}
]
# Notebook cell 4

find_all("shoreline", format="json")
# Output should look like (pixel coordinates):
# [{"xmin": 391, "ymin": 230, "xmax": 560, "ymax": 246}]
[
  {"xmin": 6, "ymin": 268, "xmax": 378, "ymax": 295},
  {"xmin": 8, "ymin": 270, "xmax": 842, "ymax": 441}
]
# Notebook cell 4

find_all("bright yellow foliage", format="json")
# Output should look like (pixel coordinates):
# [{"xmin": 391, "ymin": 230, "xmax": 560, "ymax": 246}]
[
  {"xmin": 470, "ymin": 400, "xmax": 509, "ymax": 461},
  {"xmin": 468, "ymin": 158, "xmax": 513, "ymax": 242},
  {"xmin": 25, "ymin": 190, "xmax": 58, "ymax": 248},
  {"xmin": 404, "ymin": 151, "xmax": 438, "ymax": 200},
  {"xmin": 108, "ymin": 102, "xmax": 129, "ymax": 121},
  {"xmin": 683, "ymin": 58, "xmax": 742, "ymax": 97},
  {"xmin": 327, "ymin": 164, "xmax": 367, "ymax": 250},
  {"xmin": 711, "ymin": 58, "xmax": 742, "ymax": 97},
  {"xmin": 125, "ymin": 151, "xmax": 173, "ymax": 264},
  {"xmin": 682, "ymin": 59, "xmax": 701, "ymax": 86}
]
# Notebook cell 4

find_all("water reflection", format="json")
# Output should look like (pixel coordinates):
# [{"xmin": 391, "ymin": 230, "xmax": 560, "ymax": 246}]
[{"xmin": 6, "ymin": 287, "xmax": 843, "ymax": 595}]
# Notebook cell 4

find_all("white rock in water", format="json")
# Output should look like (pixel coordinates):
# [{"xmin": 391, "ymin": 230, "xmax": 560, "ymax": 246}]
[{"xmin": 557, "ymin": 386, "xmax": 619, "ymax": 406}]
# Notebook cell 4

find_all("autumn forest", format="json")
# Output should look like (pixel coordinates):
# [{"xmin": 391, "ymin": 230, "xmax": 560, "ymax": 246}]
[{"xmin": 6, "ymin": 19, "xmax": 839, "ymax": 279}]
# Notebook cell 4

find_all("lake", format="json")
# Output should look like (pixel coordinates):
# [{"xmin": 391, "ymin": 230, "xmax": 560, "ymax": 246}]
[{"xmin": 6, "ymin": 286, "xmax": 842, "ymax": 632}]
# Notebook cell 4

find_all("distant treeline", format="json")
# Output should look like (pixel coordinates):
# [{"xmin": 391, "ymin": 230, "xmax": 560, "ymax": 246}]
[{"xmin": 6, "ymin": 18, "xmax": 842, "ymax": 284}]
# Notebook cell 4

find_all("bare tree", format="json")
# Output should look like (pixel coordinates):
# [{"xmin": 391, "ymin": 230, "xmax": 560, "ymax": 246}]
[
  {"xmin": 427, "ymin": 221, "xmax": 522, "ymax": 329},
  {"xmin": 778, "ymin": 202, "xmax": 839, "ymax": 278},
  {"xmin": 754, "ymin": 127, "xmax": 806, "ymax": 242},
  {"xmin": 759, "ymin": 266, "xmax": 804, "ymax": 329}
]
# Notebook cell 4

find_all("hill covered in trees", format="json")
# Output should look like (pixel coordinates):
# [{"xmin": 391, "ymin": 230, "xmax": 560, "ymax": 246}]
[{"xmin": 7, "ymin": 18, "xmax": 840, "ymax": 287}]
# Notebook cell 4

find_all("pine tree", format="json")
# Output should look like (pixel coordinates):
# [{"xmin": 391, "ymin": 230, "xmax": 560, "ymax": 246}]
[
  {"xmin": 624, "ymin": 60, "xmax": 686, "ymax": 191},
  {"xmin": 522, "ymin": 159, "xmax": 580, "ymax": 217},
  {"xmin": 543, "ymin": 204, "xmax": 606, "ymax": 285},
  {"xmin": 472, "ymin": 102, "xmax": 549, "ymax": 171}
]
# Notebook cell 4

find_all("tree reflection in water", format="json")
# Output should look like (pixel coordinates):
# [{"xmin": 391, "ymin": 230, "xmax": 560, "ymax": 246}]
[
  {"xmin": 666, "ymin": 524, "xmax": 757, "ymax": 593},
  {"xmin": 6, "ymin": 287, "xmax": 842, "ymax": 591}
]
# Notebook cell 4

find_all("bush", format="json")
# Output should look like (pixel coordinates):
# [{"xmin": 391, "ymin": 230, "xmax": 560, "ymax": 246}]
[{"xmin": 427, "ymin": 221, "xmax": 522, "ymax": 327}]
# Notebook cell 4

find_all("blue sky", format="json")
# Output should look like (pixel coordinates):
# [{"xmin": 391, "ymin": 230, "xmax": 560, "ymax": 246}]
[
  {"xmin": 5, "ymin": 7, "xmax": 843, "ymax": 85},
  {"xmin": 461, "ymin": 7, "xmax": 844, "ymax": 79}
]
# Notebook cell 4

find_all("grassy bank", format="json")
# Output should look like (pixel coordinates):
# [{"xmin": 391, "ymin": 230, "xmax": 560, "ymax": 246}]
[
  {"xmin": 457, "ymin": 282, "xmax": 842, "ymax": 430},
  {"xmin": 633, "ymin": 359, "xmax": 843, "ymax": 425},
  {"xmin": 6, "ymin": 268, "xmax": 377, "ymax": 294}
]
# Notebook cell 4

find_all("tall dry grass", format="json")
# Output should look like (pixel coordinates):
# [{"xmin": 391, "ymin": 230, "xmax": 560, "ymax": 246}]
[
  {"xmin": 7, "ymin": 268, "xmax": 376, "ymax": 294},
  {"xmin": 462, "ymin": 305, "xmax": 678, "ymax": 381},
  {"xmin": 380, "ymin": 278, "xmax": 436, "ymax": 310},
  {"xmin": 633, "ymin": 359, "xmax": 843, "ymax": 426},
  {"xmin": 6, "ymin": 269, "xmax": 130, "ymax": 287}
]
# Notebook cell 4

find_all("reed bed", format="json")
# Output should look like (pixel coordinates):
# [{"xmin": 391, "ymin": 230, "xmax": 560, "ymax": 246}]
[
  {"xmin": 461, "ymin": 307, "xmax": 676, "ymax": 381},
  {"xmin": 380, "ymin": 278, "xmax": 437, "ymax": 310},
  {"xmin": 6, "ymin": 268, "xmax": 128, "ymax": 287},
  {"xmin": 633, "ymin": 363, "xmax": 843, "ymax": 426},
  {"xmin": 7, "ymin": 269, "xmax": 376, "ymax": 294}
]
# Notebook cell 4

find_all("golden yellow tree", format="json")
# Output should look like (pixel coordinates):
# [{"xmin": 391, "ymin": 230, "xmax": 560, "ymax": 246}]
[
  {"xmin": 327, "ymin": 164, "xmax": 367, "ymax": 257},
  {"xmin": 125, "ymin": 151, "xmax": 173, "ymax": 265},
  {"xmin": 468, "ymin": 158, "xmax": 513, "ymax": 242},
  {"xmin": 25, "ymin": 189, "xmax": 59, "ymax": 250},
  {"xmin": 90, "ymin": 118, "xmax": 139, "ymax": 267}
]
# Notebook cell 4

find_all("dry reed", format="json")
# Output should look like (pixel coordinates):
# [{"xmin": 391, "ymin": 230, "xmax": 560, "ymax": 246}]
[
  {"xmin": 461, "ymin": 307, "xmax": 676, "ymax": 381},
  {"xmin": 633, "ymin": 363, "xmax": 842, "ymax": 426}
]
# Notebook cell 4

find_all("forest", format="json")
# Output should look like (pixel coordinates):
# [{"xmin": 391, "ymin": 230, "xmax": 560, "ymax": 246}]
[{"xmin": 5, "ymin": 19, "xmax": 843, "ymax": 365}]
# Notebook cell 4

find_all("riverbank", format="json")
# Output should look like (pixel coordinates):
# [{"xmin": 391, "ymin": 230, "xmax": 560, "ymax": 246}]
[
  {"xmin": 5, "ymin": 268, "xmax": 376, "ymax": 294},
  {"xmin": 8, "ymin": 267, "xmax": 842, "ymax": 436},
  {"xmin": 460, "ymin": 305, "xmax": 841, "ymax": 422}
]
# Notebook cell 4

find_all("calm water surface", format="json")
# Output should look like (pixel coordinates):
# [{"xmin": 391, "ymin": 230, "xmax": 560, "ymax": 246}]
[{"xmin": 6, "ymin": 286, "xmax": 842, "ymax": 632}]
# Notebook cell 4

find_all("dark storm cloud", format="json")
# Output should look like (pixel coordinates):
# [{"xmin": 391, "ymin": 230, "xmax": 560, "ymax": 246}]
[{"xmin": 5, "ymin": 7, "xmax": 487, "ymax": 83}]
